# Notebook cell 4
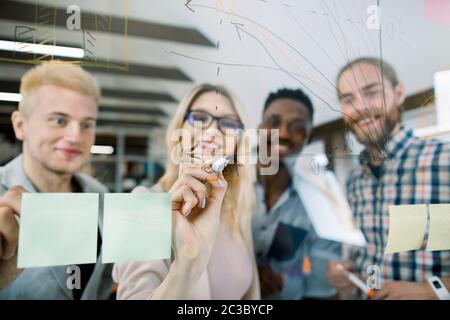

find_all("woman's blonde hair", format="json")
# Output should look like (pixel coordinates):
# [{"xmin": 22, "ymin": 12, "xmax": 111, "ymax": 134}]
[
  {"xmin": 19, "ymin": 61, "xmax": 101, "ymax": 115},
  {"xmin": 159, "ymin": 84, "xmax": 255, "ymax": 238}
]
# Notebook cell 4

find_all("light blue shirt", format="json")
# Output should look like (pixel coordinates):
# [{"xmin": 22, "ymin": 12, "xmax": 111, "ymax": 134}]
[
  {"xmin": 0, "ymin": 155, "xmax": 113, "ymax": 300},
  {"xmin": 252, "ymin": 181, "xmax": 340, "ymax": 299}
]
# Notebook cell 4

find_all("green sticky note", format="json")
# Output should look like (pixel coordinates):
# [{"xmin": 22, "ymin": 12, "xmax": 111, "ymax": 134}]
[
  {"xmin": 18, "ymin": 193, "xmax": 99, "ymax": 268},
  {"xmin": 102, "ymin": 193, "xmax": 172, "ymax": 263}
]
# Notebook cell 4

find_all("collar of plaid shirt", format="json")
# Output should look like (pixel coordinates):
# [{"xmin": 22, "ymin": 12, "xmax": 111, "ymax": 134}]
[{"xmin": 358, "ymin": 125, "xmax": 414, "ymax": 167}]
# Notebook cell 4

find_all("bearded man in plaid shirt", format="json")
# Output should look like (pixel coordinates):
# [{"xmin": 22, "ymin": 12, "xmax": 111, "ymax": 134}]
[{"xmin": 326, "ymin": 57, "xmax": 450, "ymax": 299}]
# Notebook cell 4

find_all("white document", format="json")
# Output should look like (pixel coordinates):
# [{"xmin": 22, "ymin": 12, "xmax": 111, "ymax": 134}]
[{"xmin": 296, "ymin": 172, "xmax": 367, "ymax": 247}]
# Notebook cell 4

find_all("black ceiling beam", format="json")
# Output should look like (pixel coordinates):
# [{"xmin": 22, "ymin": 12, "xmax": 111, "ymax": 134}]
[
  {"xmin": 0, "ymin": 100, "xmax": 16, "ymax": 108},
  {"xmin": 1, "ymin": 0, "xmax": 215, "ymax": 47},
  {"xmin": 0, "ymin": 51, "xmax": 192, "ymax": 81},
  {"xmin": 101, "ymin": 88, "xmax": 177, "ymax": 103},
  {"xmin": 0, "ymin": 80, "xmax": 19, "ymax": 93},
  {"xmin": 97, "ymin": 119, "xmax": 161, "ymax": 128},
  {"xmin": 0, "ymin": 112, "xmax": 162, "ymax": 127},
  {"xmin": 0, "ymin": 102, "xmax": 167, "ymax": 118},
  {"xmin": 99, "ymin": 106, "xmax": 167, "ymax": 117},
  {"xmin": 0, "ymin": 79, "xmax": 178, "ymax": 103}
]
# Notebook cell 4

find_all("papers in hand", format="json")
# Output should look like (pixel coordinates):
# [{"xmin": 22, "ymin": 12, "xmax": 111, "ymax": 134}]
[{"xmin": 296, "ymin": 170, "xmax": 367, "ymax": 247}]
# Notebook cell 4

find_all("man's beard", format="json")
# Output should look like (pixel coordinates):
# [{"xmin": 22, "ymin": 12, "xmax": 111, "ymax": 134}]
[{"xmin": 349, "ymin": 107, "xmax": 401, "ymax": 156}]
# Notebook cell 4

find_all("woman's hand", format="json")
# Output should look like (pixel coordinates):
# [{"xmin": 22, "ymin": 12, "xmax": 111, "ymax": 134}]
[{"xmin": 169, "ymin": 163, "xmax": 227, "ymax": 275}]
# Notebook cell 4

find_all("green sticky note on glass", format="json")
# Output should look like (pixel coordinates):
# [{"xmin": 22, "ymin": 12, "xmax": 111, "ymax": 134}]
[
  {"xmin": 102, "ymin": 193, "xmax": 171, "ymax": 263},
  {"xmin": 18, "ymin": 193, "xmax": 99, "ymax": 268}
]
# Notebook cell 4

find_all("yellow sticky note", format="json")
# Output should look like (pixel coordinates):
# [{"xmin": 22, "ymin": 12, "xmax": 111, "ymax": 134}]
[
  {"xmin": 426, "ymin": 204, "xmax": 450, "ymax": 251},
  {"xmin": 384, "ymin": 204, "xmax": 427, "ymax": 254}
]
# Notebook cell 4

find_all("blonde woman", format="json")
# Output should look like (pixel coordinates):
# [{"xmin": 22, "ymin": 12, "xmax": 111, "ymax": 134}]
[{"xmin": 112, "ymin": 84, "xmax": 260, "ymax": 299}]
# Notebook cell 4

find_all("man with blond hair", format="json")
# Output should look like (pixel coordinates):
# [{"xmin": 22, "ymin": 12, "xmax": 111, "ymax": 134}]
[{"xmin": 0, "ymin": 62, "xmax": 113, "ymax": 299}]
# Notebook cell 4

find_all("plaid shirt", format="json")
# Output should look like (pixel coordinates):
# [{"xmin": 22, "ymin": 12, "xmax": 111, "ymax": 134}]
[{"xmin": 346, "ymin": 126, "xmax": 450, "ymax": 282}]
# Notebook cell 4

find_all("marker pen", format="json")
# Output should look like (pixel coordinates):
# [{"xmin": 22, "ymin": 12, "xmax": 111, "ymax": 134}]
[
  {"xmin": 204, "ymin": 155, "xmax": 232, "ymax": 185},
  {"xmin": 336, "ymin": 264, "xmax": 376, "ymax": 298}
]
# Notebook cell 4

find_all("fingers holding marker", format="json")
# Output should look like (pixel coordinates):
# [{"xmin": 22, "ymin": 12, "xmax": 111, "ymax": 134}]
[
  {"xmin": 178, "ymin": 163, "xmax": 226, "ymax": 188},
  {"xmin": 171, "ymin": 185, "xmax": 198, "ymax": 216},
  {"xmin": 174, "ymin": 174, "xmax": 207, "ymax": 209},
  {"xmin": 171, "ymin": 157, "xmax": 229, "ymax": 217}
]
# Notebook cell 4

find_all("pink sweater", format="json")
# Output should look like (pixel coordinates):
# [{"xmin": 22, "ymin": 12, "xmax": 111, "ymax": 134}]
[{"xmin": 112, "ymin": 186, "xmax": 260, "ymax": 300}]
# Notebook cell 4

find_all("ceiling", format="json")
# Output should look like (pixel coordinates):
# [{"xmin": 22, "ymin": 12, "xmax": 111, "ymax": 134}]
[{"xmin": 1, "ymin": 0, "xmax": 450, "ymax": 150}]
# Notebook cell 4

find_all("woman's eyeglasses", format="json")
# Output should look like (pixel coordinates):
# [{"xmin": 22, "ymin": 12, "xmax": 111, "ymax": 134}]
[{"xmin": 184, "ymin": 109, "xmax": 244, "ymax": 135}]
